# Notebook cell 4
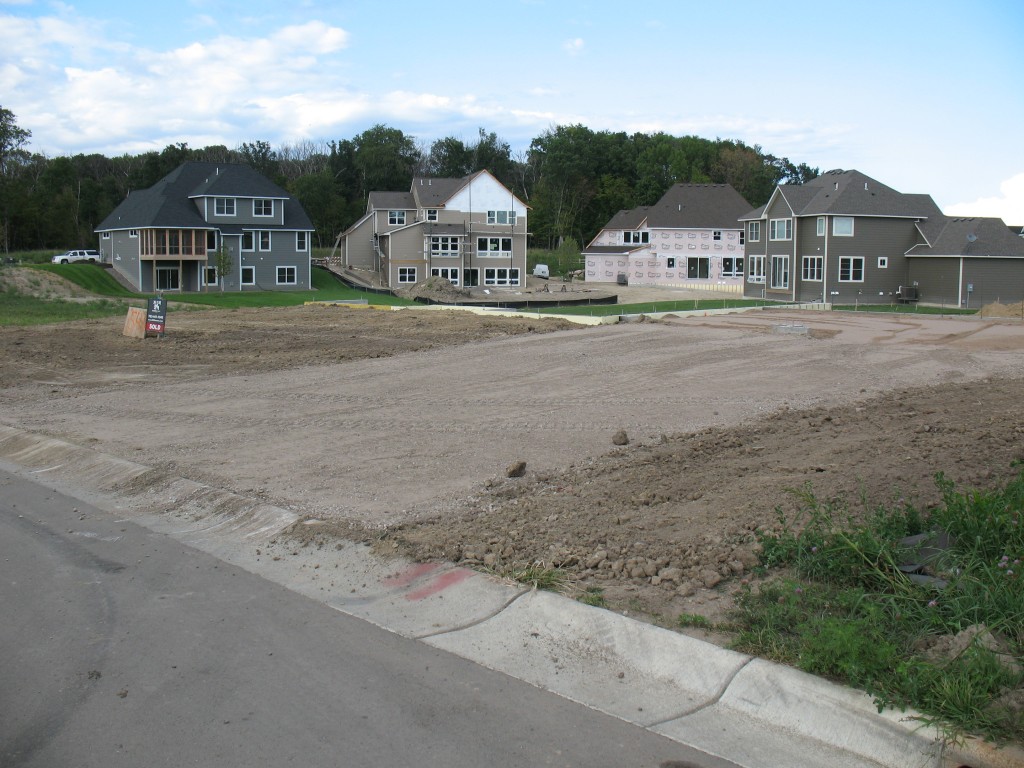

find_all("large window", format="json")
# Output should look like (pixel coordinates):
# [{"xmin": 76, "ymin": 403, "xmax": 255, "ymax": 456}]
[
  {"xmin": 748, "ymin": 255, "xmax": 765, "ymax": 283},
  {"xmin": 254, "ymin": 199, "xmax": 274, "ymax": 217},
  {"xmin": 241, "ymin": 266, "xmax": 255, "ymax": 285},
  {"xmin": 484, "ymin": 267, "xmax": 520, "ymax": 286},
  {"xmin": 722, "ymin": 257, "xmax": 743, "ymax": 277},
  {"xmin": 802, "ymin": 256, "xmax": 823, "ymax": 281},
  {"xmin": 623, "ymin": 231, "xmax": 649, "ymax": 244},
  {"xmin": 156, "ymin": 266, "xmax": 180, "ymax": 291},
  {"xmin": 486, "ymin": 210, "xmax": 516, "ymax": 225},
  {"xmin": 477, "ymin": 236, "xmax": 512, "ymax": 257},
  {"xmin": 398, "ymin": 267, "xmax": 417, "ymax": 284},
  {"xmin": 749, "ymin": 221, "xmax": 761, "ymax": 242},
  {"xmin": 771, "ymin": 255, "xmax": 790, "ymax": 288},
  {"xmin": 430, "ymin": 236, "xmax": 460, "ymax": 257},
  {"xmin": 769, "ymin": 219, "xmax": 792, "ymax": 241},
  {"xmin": 431, "ymin": 267, "xmax": 460, "ymax": 285},
  {"xmin": 687, "ymin": 257, "xmax": 710, "ymax": 279},
  {"xmin": 833, "ymin": 217, "xmax": 854, "ymax": 236},
  {"xmin": 463, "ymin": 268, "xmax": 479, "ymax": 287},
  {"xmin": 388, "ymin": 210, "xmax": 406, "ymax": 226},
  {"xmin": 277, "ymin": 266, "xmax": 296, "ymax": 285},
  {"xmin": 215, "ymin": 198, "xmax": 236, "ymax": 216},
  {"xmin": 839, "ymin": 256, "xmax": 865, "ymax": 282}
]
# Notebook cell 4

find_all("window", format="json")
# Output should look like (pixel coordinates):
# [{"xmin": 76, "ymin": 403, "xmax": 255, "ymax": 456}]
[
  {"xmin": 426, "ymin": 209, "xmax": 438, "ymax": 222},
  {"xmin": 156, "ymin": 266, "xmax": 180, "ymax": 290},
  {"xmin": 833, "ymin": 217, "xmax": 854, "ymax": 237},
  {"xmin": 388, "ymin": 210, "xmax": 406, "ymax": 226},
  {"xmin": 623, "ymin": 231, "xmax": 650, "ymax": 244},
  {"xmin": 258, "ymin": 231, "xmax": 271, "ymax": 251},
  {"xmin": 722, "ymin": 257, "xmax": 743, "ymax": 277},
  {"xmin": 484, "ymin": 267, "xmax": 520, "ymax": 286},
  {"xmin": 739, "ymin": 229, "xmax": 745, "ymax": 245},
  {"xmin": 771, "ymin": 255, "xmax": 790, "ymax": 288},
  {"xmin": 486, "ymin": 210, "xmax": 516, "ymax": 225},
  {"xmin": 463, "ymin": 268, "xmax": 479, "ymax": 287},
  {"xmin": 129, "ymin": 229, "xmax": 139, "ymax": 238},
  {"xmin": 748, "ymin": 255, "xmax": 765, "ymax": 283},
  {"xmin": 749, "ymin": 221, "xmax": 761, "ymax": 242},
  {"xmin": 296, "ymin": 232, "xmax": 308, "ymax": 252},
  {"xmin": 242, "ymin": 232, "xmax": 254, "ymax": 251},
  {"xmin": 769, "ymin": 219, "xmax": 792, "ymax": 241},
  {"xmin": 802, "ymin": 256, "xmax": 823, "ymax": 281},
  {"xmin": 241, "ymin": 266, "xmax": 255, "ymax": 285},
  {"xmin": 430, "ymin": 236, "xmax": 461, "ymax": 257},
  {"xmin": 254, "ymin": 199, "xmax": 274, "ymax": 217},
  {"xmin": 206, "ymin": 231, "xmax": 217, "ymax": 251},
  {"xmin": 477, "ymin": 236, "xmax": 512, "ymax": 257},
  {"xmin": 816, "ymin": 217, "xmax": 825, "ymax": 237},
  {"xmin": 215, "ymin": 198, "xmax": 236, "ymax": 216},
  {"xmin": 204, "ymin": 266, "xmax": 218, "ymax": 286},
  {"xmin": 431, "ymin": 267, "xmax": 460, "ymax": 285},
  {"xmin": 666, "ymin": 257, "xmax": 676, "ymax": 268},
  {"xmin": 687, "ymin": 257, "xmax": 710, "ymax": 279},
  {"xmin": 713, "ymin": 230, "xmax": 722, "ymax": 241},
  {"xmin": 839, "ymin": 256, "xmax": 865, "ymax": 282},
  {"xmin": 102, "ymin": 232, "xmax": 111, "ymax": 239},
  {"xmin": 398, "ymin": 267, "xmax": 417, "ymax": 284},
  {"xmin": 878, "ymin": 257, "xmax": 888, "ymax": 269},
  {"xmin": 277, "ymin": 266, "xmax": 297, "ymax": 285}
]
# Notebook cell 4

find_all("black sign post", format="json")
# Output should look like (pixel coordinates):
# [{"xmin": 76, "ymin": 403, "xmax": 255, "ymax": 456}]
[{"xmin": 146, "ymin": 296, "xmax": 167, "ymax": 337}]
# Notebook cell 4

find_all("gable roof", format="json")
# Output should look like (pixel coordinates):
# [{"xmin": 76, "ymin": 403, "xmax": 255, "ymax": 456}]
[
  {"xmin": 367, "ymin": 191, "xmax": 415, "ymax": 212},
  {"xmin": 645, "ymin": 184, "xmax": 752, "ymax": 229},
  {"xmin": 907, "ymin": 216, "xmax": 1024, "ymax": 258},
  {"xmin": 410, "ymin": 175, "xmax": 471, "ymax": 208},
  {"xmin": 97, "ymin": 162, "xmax": 312, "ymax": 232},
  {"xmin": 741, "ymin": 170, "xmax": 942, "ymax": 221}
]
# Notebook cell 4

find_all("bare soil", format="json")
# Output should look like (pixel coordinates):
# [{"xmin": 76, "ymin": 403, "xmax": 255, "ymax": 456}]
[{"xmin": 3, "ymin": 266, "xmax": 1024, "ymax": 639}]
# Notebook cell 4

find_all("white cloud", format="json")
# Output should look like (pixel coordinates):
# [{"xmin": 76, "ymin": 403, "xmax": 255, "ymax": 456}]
[
  {"xmin": 945, "ymin": 173, "xmax": 1024, "ymax": 223},
  {"xmin": 563, "ymin": 37, "xmax": 584, "ymax": 55}
]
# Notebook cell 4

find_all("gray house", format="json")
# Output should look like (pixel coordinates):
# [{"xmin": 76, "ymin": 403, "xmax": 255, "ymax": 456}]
[
  {"xmin": 339, "ymin": 170, "xmax": 527, "ymax": 289},
  {"xmin": 96, "ymin": 162, "xmax": 314, "ymax": 293}
]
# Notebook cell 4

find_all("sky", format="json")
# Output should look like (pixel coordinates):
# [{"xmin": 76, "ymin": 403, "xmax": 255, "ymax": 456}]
[{"xmin": 2, "ymin": 0, "xmax": 1023, "ymax": 221}]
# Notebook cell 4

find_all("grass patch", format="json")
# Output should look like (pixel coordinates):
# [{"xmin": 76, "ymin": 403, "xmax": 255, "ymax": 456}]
[
  {"xmin": 678, "ymin": 612, "xmax": 713, "ymax": 629},
  {"xmin": 533, "ymin": 298, "xmax": 776, "ymax": 317},
  {"xmin": 0, "ymin": 290, "xmax": 133, "ymax": 326},
  {"xmin": 734, "ymin": 470, "xmax": 1024, "ymax": 742},
  {"xmin": 501, "ymin": 564, "xmax": 567, "ymax": 592},
  {"xmin": 833, "ymin": 303, "xmax": 977, "ymax": 315},
  {"xmin": 32, "ymin": 263, "xmax": 137, "ymax": 296},
  {"xmin": 578, "ymin": 586, "xmax": 608, "ymax": 608}
]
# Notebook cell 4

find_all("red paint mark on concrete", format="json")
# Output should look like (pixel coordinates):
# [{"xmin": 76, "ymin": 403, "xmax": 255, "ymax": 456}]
[
  {"xmin": 405, "ymin": 569, "xmax": 472, "ymax": 601},
  {"xmin": 382, "ymin": 562, "xmax": 440, "ymax": 587}
]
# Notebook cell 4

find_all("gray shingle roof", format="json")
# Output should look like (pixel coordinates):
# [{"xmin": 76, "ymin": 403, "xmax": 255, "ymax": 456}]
[
  {"xmin": 97, "ymin": 162, "xmax": 312, "ymax": 232},
  {"xmin": 367, "ymin": 191, "xmax": 415, "ymax": 211},
  {"xmin": 783, "ymin": 169, "xmax": 940, "ymax": 218},
  {"xmin": 907, "ymin": 217, "xmax": 1024, "ymax": 258},
  {"xmin": 645, "ymin": 184, "xmax": 752, "ymax": 229},
  {"xmin": 410, "ymin": 175, "xmax": 472, "ymax": 208}
]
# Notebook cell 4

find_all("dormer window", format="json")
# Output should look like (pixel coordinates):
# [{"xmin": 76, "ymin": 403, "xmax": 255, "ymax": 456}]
[
  {"xmin": 623, "ymin": 231, "xmax": 649, "ymax": 244},
  {"xmin": 254, "ymin": 199, "xmax": 274, "ymax": 217},
  {"xmin": 388, "ymin": 210, "xmax": 406, "ymax": 226},
  {"xmin": 426, "ymin": 209, "xmax": 438, "ymax": 222},
  {"xmin": 215, "ymin": 198, "xmax": 236, "ymax": 216}
]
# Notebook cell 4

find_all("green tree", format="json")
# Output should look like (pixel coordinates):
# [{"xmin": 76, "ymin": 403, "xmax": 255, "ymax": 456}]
[
  {"xmin": 352, "ymin": 124, "xmax": 420, "ymax": 197},
  {"xmin": 0, "ymin": 106, "xmax": 32, "ymax": 252},
  {"xmin": 214, "ymin": 243, "xmax": 233, "ymax": 291}
]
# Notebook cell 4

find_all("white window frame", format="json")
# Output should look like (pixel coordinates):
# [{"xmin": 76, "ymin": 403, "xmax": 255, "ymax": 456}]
[
  {"xmin": 215, "ymin": 198, "xmax": 236, "ymax": 216},
  {"xmin": 816, "ymin": 217, "xmax": 825, "ymax": 237},
  {"xmin": 722, "ymin": 256, "xmax": 743, "ymax": 277},
  {"xmin": 833, "ymin": 217, "xmax": 854, "ymax": 237},
  {"xmin": 276, "ymin": 265, "xmax": 297, "ymax": 285},
  {"xmin": 241, "ymin": 266, "xmax": 256, "ymax": 285},
  {"xmin": 430, "ymin": 236, "xmax": 461, "ymax": 258},
  {"xmin": 426, "ymin": 209, "xmax": 438, "ymax": 222},
  {"xmin": 748, "ymin": 255, "xmax": 765, "ymax": 283},
  {"xmin": 802, "ymin": 256, "xmax": 823, "ymax": 281},
  {"xmin": 477, "ymin": 236, "xmax": 513, "ymax": 258},
  {"xmin": 430, "ymin": 267, "xmax": 460, "ymax": 285},
  {"xmin": 204, "ymin": 266, "xmax": 218, "ymax": 286},
  {"xmin": 877, "ymin": 256, "xmax": 888, "ymax": 269},
  {"xmin": 484, "ymin": 267, "xmax": 521, "ymax": 286},
  {"xmin": 388, "ymin": 210, "xmax": 406, "ymax": 226},
  {"xmin": 398, "ymin": 267, "xmax": 417, "ymax": 284},
  {"xmin": 769, "ymin": 218, "xmax": 792, "ymax": 241},
  {"xmin": 258, "ymin": 231, "xmax": 271, "ymax": 252},
  {"xmin": 128, "ymin": 229, "xmax": 139, "ymax": 238},
  {"xmin": 242, "ymin": 231, "xmax": 255, "ymax": 252},
  {"xmin": 839, "ymin": 256, "xmax": 865, "ymax": 282},
  {"xmin": 296, "ymin": 232, "xmax": 308, "ymax": 252},
  {"xmin": 770, "ymin": 255, "xmax": 790, "ymax": 289},
  {"xmin": 101, "ymin": 232, "xmax": 111, "ymax": 239},
  {"xmin": 486, "ymin": 210, "xmax": 516, "ymax": 225},
  {"xmin": 254, "ymin": 199, "xmax": 274, "ymax": 217},
  {"xmin": 748, "ymin": 221, "xmax": 761, "ymax": 242}
]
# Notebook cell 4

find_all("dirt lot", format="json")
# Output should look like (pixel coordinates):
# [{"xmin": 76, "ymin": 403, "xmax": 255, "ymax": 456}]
[{"xmin": 3, "ymin": 267, "xmax": 1024, "ymax": 636}]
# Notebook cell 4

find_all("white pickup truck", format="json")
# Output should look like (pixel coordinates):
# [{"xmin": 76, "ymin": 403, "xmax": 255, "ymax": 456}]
[{"xmin": 51, "ymin": 249, "xmax": 100, "ymax": 264}]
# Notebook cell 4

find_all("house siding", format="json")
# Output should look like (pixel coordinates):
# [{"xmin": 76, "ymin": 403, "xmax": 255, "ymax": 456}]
[{"xmin": 908, "ymin": 257, "xmax": 1024, "ymax": 308}]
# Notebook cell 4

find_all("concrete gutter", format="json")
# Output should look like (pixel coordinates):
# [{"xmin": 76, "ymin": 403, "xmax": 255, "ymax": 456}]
[{"xmin": 1, "ymin": 425, "xmax": 1018, "ymax": 768}]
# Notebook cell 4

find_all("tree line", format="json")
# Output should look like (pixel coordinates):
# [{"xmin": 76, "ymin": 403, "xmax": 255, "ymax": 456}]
[{"xmin": 0, "ymin": 106, "xmax": 818, "ymax": 254}]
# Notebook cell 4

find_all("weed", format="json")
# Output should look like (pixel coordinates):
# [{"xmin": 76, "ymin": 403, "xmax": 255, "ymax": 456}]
[
  {"xmin": 677, "ymin": 613, "xmax": 712, "ymax": 629},
  {"xmin": 578, "ymin": 586, "xmax": 607, "ymax": 608}
]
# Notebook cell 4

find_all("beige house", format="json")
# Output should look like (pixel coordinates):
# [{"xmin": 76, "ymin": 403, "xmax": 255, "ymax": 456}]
[{"xmin": 339, "ymin": 170, "xmax": 528, "ymax": 289}]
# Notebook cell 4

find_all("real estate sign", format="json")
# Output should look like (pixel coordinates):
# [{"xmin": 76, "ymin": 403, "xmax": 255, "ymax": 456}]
[{"xmin": 146, "ymin": 297, "xmax": 166, "ymax": 336}]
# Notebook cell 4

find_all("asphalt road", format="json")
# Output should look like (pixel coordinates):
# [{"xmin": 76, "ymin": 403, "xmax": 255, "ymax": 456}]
[{"xmin": 0, "ymin": 468, "xmax": 738, "ymax": 768}]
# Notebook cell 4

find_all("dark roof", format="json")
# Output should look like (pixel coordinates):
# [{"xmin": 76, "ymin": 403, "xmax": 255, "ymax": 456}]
[
  {"xmin": 97, "ymin": 162, "xmax": 312, "ymax": 231},
  {"xmin": 582, "ymin": 244, "xmax": 647, "ymax": 256},
  {"xmin": 645, "ymin": 184, "xmax": 752, "ymax": 229},
  {"xmin": 775, "ymin": 169, "xmax": 941, "ymax": 219},
  {"xmin": 603, "ymin": 207, "xmax": 651, "ymax": 230},
  {"xmin": 367, "ymin": 191, "xmax": 415, "ymax": 211},
  {"xmin": 410, "ymin": 175, "xmax": 472, "ymax": 207},
  {"xmin": 907, "ymin": 216, "xmax": 1024, "ymax": 258}
]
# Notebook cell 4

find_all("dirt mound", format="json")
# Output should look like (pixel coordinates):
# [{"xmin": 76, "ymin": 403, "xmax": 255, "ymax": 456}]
[
  {"xmin": 396, "ymin": 276, "xmax": 472, "ymax": 303},
  {"xmin": 0, "ymin": 265, "xmax": 93, "ymax": 299},
  {"xmin": 983, "ymin": 301, "xmax": 1024, "ymax": 319}
]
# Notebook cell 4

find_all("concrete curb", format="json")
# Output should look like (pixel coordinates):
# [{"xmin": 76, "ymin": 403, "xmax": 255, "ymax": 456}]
[{"xmin": 0, "ymin": 424, "xmax": 1017, "ymax": 768}]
